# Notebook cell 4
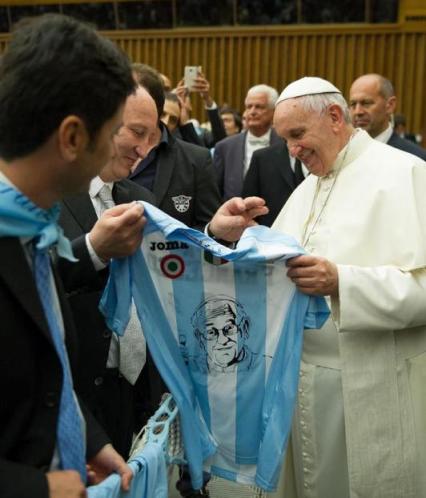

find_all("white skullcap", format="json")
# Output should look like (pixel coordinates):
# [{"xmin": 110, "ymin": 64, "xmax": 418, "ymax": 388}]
[{"xmin": 276, "ymin": 77, "xmax": 341, "ymax": 105}]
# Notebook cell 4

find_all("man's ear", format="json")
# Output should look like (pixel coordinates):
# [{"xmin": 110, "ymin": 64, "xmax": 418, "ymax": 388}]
[
  {"xmin": 386, "ymin": 95, "xmax": 397, "ymax": 115},
  {"xmin": 57, "ymin": 115, "xmax": 89, "ymax": 162},
  {"xmin": 328, "ymin": 104, "xmax": 345, "ymax": 130}
]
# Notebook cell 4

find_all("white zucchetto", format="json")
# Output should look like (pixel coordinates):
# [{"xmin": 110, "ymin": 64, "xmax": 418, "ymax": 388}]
[{"xmin": 276, "ymin": 77, "xmax": 341, "ymax": 106}]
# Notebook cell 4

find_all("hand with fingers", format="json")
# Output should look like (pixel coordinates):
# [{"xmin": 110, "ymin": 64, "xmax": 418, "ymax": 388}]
[
  {"xmin": 191, "ymin": 72, "xmax": 214, "ymax": 107},
  {"xmin": 208, "ymin": 196, "xmax": 269, "ymax": 242},
  {"xmin": 287, "ymin": 255, "xmax": 339, "ymax": 297},
  {"xmin": 86, "ymin": 444, "xmax": 132, "ymax": 492},
  {"xmin": 89, "ymin": 202, "xmax": 146, "ymax": 262}
]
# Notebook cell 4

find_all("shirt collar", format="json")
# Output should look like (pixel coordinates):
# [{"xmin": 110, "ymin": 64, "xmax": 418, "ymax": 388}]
[
  {"xmin": 246, "ymin": 128, "xmax": 272, "ymax": 144},
  {"xmin": 89, "ymin": 176, "xmax": 114, "ymax": 199},
  {"xmin": 374, "ymin": 123, "xmax": 393, "ymax": 144}
]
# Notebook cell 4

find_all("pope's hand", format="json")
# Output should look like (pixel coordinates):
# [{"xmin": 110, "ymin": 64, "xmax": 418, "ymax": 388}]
[
  {"xmin": 287, "ymin": 255, "xmax": 339, "ymax": 297},
  {"xmin": 208, "ymin": 197, "xmax": 269, "ymax": 242}
]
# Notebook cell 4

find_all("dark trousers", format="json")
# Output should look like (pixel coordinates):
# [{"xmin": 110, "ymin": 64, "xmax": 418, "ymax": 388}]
[{"xmin": 85, "ymin": 368, "xmax": 135, "ymax": 459}]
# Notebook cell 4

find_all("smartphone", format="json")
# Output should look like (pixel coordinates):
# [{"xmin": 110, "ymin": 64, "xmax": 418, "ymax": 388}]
[{"xmin": 184, "ymin": 65, "xmax": 202, "ymax": 91}]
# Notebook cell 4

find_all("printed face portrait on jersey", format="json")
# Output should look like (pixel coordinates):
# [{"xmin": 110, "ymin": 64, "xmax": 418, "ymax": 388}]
[{"xmin": 191, "ymin": 295, "xmax": 257, "ymax": 374}]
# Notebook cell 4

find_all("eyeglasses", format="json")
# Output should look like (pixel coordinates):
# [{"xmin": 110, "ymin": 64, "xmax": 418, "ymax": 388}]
[{"xmin": 204, "ymin": 322, "xmax": 238, "ymax": 341}]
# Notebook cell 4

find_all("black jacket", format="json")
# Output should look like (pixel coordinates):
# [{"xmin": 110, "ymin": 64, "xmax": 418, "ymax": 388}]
[
  {"xmin": 243, "ymin": 140, "xmax": 298, "ymax": 227},
  {"xmin": 130, "ymin": 131, "xmax": 221, "ymax": 230},
  {"xmin": 0, "ymin": 237, "xmax": 109, "ymax": 498}
]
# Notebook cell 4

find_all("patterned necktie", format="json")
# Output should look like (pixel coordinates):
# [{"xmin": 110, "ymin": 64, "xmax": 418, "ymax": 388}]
[
  {"xmin": 294, "ymin": 159, "xmax": 305, "ymax": 186},
  {"xmin": 33, "ymin": 248, "xmax": 86, "ymax": 480},
  {"xmin": 97, "ymin": 184, "xmax": 146, "ymax": 384},
  {"xmin": 97, "ymin": 184, "xmax": 115, "ymax": 214}
]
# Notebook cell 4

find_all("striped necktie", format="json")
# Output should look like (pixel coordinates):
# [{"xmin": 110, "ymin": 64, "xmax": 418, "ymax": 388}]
[
  {"xmin": 96, "ymin": 183, "xmax": 146, "ymax": 384},
  {"xmin": 33, "ymin": 247, "xmax": 86, "ymax": 480},
  {"xmin": 97, "ymin": 184, "xmax": 115, "ymax": 214}
]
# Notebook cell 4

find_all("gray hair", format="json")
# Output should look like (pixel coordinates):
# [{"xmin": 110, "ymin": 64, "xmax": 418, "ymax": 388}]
[
  {"xmin": 297, "ymin": 92, "xmax": 352, "ymax": 124},
  {"xmin": 246, "ymin": 84, "xmax": 278, "ymax": 108}
]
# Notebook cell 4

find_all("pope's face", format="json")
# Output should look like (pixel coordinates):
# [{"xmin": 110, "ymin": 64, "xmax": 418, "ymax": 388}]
[
  {"xmin": 274, "ymin": 99, "xmax": 340, "ymax": 177},
  {"xmin": 204, "ymin": 310, "xmax": 241, "ymax": 368}
]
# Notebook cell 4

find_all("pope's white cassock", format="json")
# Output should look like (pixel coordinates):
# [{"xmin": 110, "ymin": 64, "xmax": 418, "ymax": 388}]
[{"xmin": 269, "ymin": 129, "xmax": 426, "ymax": 498}]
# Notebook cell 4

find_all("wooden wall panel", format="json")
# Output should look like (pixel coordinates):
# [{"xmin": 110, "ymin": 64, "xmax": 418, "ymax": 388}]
[{"xmin": 0, "ymin": 24, "xmax": 425, "ymax": 136}]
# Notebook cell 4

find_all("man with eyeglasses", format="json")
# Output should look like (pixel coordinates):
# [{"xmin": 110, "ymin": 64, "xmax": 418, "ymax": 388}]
[{"xmin": 191, "ymin": 296, "xmax": 259, "ymax": 374}]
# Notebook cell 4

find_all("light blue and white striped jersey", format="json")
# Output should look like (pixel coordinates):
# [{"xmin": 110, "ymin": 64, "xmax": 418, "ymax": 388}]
[{"xmin": 101, "ymin": 203, "xmax": 329, "ymax": 491}]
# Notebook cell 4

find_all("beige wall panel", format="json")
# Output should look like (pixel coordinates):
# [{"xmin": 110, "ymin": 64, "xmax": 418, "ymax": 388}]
[{"xmin": 0, "ymin": 23, "xmax": 425, "ymax": 134}]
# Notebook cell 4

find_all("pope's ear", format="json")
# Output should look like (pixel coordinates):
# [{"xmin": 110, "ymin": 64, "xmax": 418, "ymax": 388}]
[
  {"xmin": 57, "ymin": 115, "xmax": 89, "ymax": 162},
  {"xmin": 328, "ymin": 104, "xmax": 344, "ymax": 126}
]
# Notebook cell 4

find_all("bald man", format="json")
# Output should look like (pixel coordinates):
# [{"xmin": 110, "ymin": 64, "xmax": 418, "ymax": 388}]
[{"xmin": 349, "ymin": 73, "xmax": 426, "ymax": 160}]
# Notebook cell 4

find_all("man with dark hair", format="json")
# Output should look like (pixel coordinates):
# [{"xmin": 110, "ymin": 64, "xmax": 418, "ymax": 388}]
[
  {"xmin": 349, "ymin": 73, "xmax": 426, "ymax": 160},
  {"xmin": 129, "ymin": 66, "xmax": 221, "ymax": 230},
  {"xmin": 0, "ymin": 14, "xmax": 139, "ymax": 498},
  {"xmin": 219, "ymin": 106, "xmax": 242, "ymax": 136}
]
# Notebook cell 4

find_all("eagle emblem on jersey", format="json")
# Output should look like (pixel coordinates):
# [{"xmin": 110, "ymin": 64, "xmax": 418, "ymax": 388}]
[{"xmin": 172, "ymin": 195, "xmax": 192, "ymax": 213}]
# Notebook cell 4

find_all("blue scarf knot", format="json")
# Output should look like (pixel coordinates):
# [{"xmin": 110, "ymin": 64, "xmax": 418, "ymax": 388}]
[{"xmin": 0, "ymin": 181, "xmax": 76, "ymax": 260}]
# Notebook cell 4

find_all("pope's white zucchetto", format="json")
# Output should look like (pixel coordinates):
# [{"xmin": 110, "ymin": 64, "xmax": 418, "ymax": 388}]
[{"xmin": 276, "ymin": 77, "xmax": 341, "ymax": 106}]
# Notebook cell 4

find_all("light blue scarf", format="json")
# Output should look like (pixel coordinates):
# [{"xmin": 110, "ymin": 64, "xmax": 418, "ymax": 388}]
[{"xmin": 0, "ymin": 181, "xmax": 76, "ymax": 260}]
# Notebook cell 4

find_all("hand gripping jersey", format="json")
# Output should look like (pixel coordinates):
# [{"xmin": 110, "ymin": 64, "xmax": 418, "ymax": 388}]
[
  {"xmin": 101, "ymin": 203, "xmax": 329, "ymax": 491},
  {"xmin": 87, "ymin": 442, "xmax": 167, "ymax": 498}
]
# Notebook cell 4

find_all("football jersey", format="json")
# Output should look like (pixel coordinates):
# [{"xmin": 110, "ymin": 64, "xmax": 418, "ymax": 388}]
[{"xmin": 101, "ymin": 202, "xmax": 329, "ymax": 491}]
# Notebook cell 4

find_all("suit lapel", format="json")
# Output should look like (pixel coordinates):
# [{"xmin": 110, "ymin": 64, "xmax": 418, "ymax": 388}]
[
  {"xmin": 0, "ymin": 237, "xmax": 51, "ymax": 341},
  {"xmin": 62, "ymin": 193, "xmax": 97, "ymax": 234},
  {"xmin": 113, "ymin": 180, "xmax": 131, "ymax": 204}
]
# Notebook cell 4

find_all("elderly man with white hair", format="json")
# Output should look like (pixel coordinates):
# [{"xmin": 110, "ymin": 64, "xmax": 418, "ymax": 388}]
[
  {"xmin": 213, "ymin": 84, "xmax": 282, "ymax": 200},
  {"xmin": 208, "ymin": 77, "xmax": 426, "ymax": 498}
]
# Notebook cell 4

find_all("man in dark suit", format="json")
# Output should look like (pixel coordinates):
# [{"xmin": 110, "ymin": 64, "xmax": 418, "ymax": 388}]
[
  {"xmin": 58, "ymin": 113, "xmax": 156, "ymax": 458},
  {"xmin": 0, "ymin": 14, "xmax": 137, "ymax": 498},
  {"xmin": 243, "ymin": 140, "xmax": 306, "ymax": 227},
  {"xmin": 121, "ymin": 80, "xmax": 221, "ymax": 230},
  {"xmin": 349, "ymin": 73, "xmax": 426, "ymax": 160},
  {"xmin": 213, "ymin": 84, "xmax": 281, "ymax": 200}
]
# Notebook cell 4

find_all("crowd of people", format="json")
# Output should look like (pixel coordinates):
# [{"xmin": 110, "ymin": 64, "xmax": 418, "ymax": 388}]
[{"xmin": 1, "ymin": 12, "xmax": 426, "ymax": 498}]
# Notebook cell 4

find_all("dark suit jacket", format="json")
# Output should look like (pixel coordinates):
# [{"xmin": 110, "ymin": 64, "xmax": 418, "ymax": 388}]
[
  {"xmin": 243, "ymin": 140, "xmax": 297, "ymax": 227},
  {"xmin": 213, "ymin": 128, "xmax": 282, "ymax": 200},
  {"xmin": 130, "ymin": 131, "xmax": 221, "ymax": 230},
  {"xmin": 387, "ymin": 132, "xmax": 426, "ymax": 161},
  {"xmin": 58, "ymin": 179, "xmax": 157, "ymax": 423},
  {"xmin": 0, "ymin": 237, "xmax": 108, "ymax": 498}
]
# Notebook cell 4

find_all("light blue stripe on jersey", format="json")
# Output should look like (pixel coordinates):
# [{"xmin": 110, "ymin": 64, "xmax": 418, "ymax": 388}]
[
  {"xmin": 170, "ymin": 246, "xmax": 211, "ymax": 431},
  {"xmin": 234, "ymin": 260, "xmax": 267, "ymax": 464},
  {"xmin": 256, "ymin": 291, "xmax": 308, "ymax": 490}
]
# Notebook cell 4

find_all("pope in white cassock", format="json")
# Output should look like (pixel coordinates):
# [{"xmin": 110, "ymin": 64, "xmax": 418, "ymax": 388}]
[{"xmin": 208, "ymin": 77, "xmax": 426, "ymax": 498}]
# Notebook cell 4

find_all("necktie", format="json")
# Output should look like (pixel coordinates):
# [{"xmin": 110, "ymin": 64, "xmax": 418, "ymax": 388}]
[
  {"xmin": 97, "ymin": 184, "xmax": 115, "ymax": 214},
  {"xmin": 33, "ymin": 248, "xmax": 86, "ymax": 480},
  {"xmin": 97, "ymin": 184, "xmax": 146, "ymax": 384},
  {"xmin": 294, "ymin": 159, "xmax": 305, "ymax": 186}
]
